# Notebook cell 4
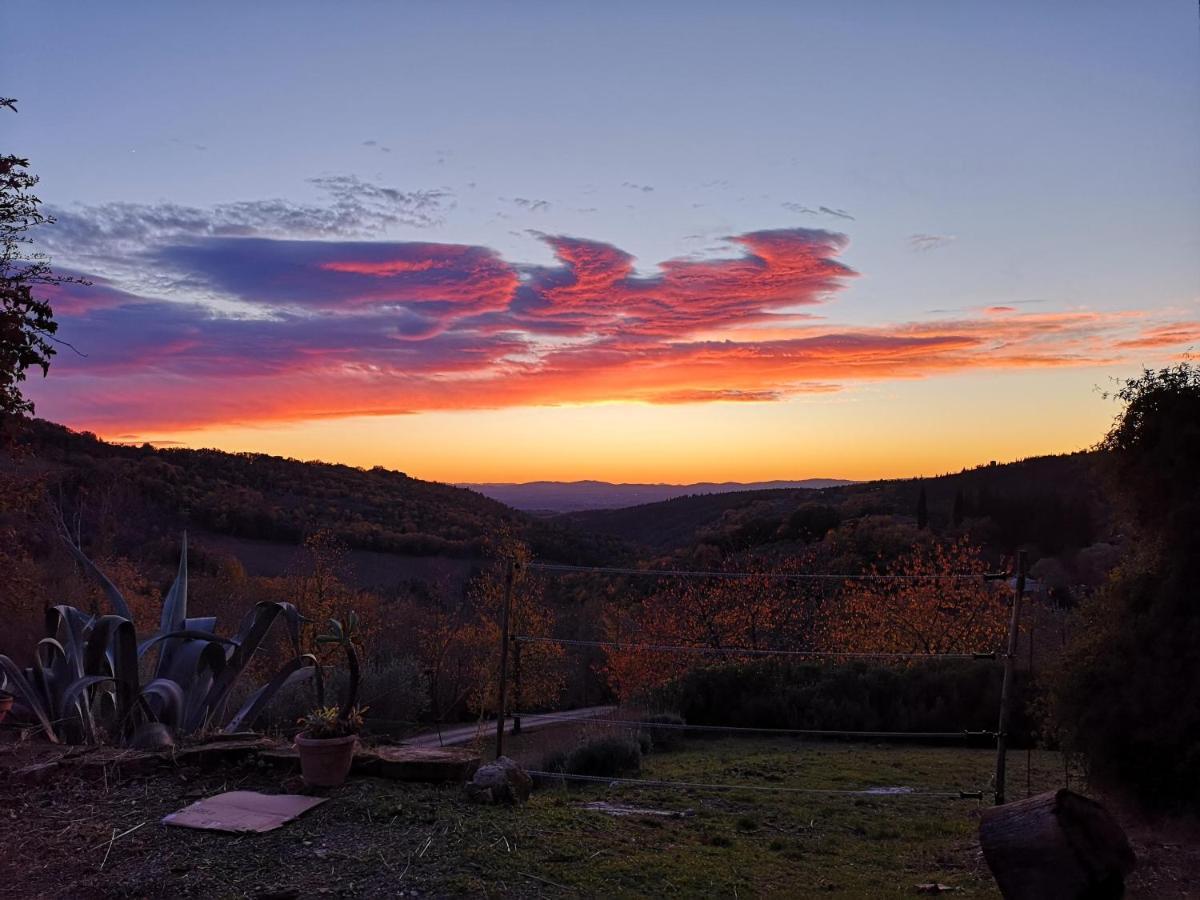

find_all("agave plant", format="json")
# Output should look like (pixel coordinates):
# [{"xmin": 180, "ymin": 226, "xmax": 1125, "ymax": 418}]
[{"xmin": 0, "ymin": 532, "xmax": 321, "ymax": 746}]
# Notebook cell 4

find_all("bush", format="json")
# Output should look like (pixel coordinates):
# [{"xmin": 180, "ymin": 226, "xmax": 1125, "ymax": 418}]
[
  {"xmin": 651, "ymin": 658, "xmax": 1035, "ymax": 745},
  {"xmin": 347, "ymin": 653, "xmax": 430, "ymax": 725},
  {"xmin": 253, "ymin": 652, "xmax": 430, "ymax": 735},
  {"xmin": 641, "ymin": 712, "xmax": 686, "ymax": 752},
  {"xmin": 542, "ymin": 735, "xmax": 642, "ymax": 778}
]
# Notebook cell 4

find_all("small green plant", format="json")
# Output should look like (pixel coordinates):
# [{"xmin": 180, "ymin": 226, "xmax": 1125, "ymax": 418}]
[
  {"xmin": 316, "ymin": 613, "xmax": 362, "ymax": 715},
  {"xmin": 299, "ymin": 612, "xmax": 368, "ymax": 738},
  {"xmin": 298, "ymin": 704, "xmax": 366, "ymax": 738}
]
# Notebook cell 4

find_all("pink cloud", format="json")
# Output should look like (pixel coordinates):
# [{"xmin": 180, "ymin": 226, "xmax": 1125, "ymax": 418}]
[{"xmin": 24, "ymin": 229, "xmax": 1200, "ymax": 434}]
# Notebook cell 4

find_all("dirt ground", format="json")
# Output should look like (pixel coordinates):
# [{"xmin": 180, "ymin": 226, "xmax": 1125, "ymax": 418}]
[{"xmin": 2, "ymin": 737, "xmax": 1195, "ymax": 898}]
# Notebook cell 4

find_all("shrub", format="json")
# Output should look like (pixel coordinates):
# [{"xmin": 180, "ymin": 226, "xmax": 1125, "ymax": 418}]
[
  {"xmin": 339, "ymin": 653, "xmax": 429, "ymax": 725},
  {"xmin": 542, "ymin": 735, "xmax": 642, "ymax": 778},
  {"xmin": 640, "ymin": 712, "xmax": 686, "ymax": 752},
  {"xmin": 651, "ymin": 658, "xmax": 1035, "ymax": 745}
]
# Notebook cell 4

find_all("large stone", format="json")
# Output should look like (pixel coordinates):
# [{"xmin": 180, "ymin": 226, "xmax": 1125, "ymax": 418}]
[
  {"xmin": 465, "ymin": 756, "xmax": 532, "ymax": 804},
  {"xmin": 367, "ymin": 746, "xmax": 481, "ymax": 782}
]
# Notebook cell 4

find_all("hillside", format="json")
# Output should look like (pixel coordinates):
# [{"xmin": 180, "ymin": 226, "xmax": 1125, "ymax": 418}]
[
  {"xmin": 556, "ymin": 452, "xmax": 1108, "ymax": 558},
  {"xmin": 461, "ymin": 478, "xmax": 854, "ymax": 512},
  {"xmin": 3, "ymin": 420, "xmax": 626, "ymax": 565}
]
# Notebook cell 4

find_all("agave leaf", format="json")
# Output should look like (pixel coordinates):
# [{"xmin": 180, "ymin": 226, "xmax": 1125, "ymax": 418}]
[
  {"xmin": 154, "ymin": 534, "xmax": 189, "ymax": 679},
  {"xmin": 181, "ymin": 641, "xmax": 229, "ymax": 734},
  {"xmin": 46, "ymin": 606, "xmax": 103, "ymax": 741},
  {"xmin": 60, "ymin": 672, "xmax": 112, "ymax": 744},
  {"xmin": 223, "ymin": 654, "xmax": 318, "ymax": 733},
  {"xmin": 46, "ymin": 605, "xmax": 92, "ymax": 679},
  {"xmin": 140, "ymin": 678, "xmax": 186, "ymax": 728},
  {"xmin": 82, "ymin": 616, "xmax": 138, "ymax": 737},
  {"xmin": 58, "ymin": 535, "xmax": 133, "ymax": 620},
  {"xmin": 0, "ymin": 655, "xmax": 60, "ymax": 742},
  {"xmin": 202, "ymin": 602, "xmax": 303, "ymax": 717},
  {"xmin": 34, "ymin": 638, "xmax": 69, "ymax": 724},
  {"xmin": 139, "ymin": 630, "xmax": 234, "ymax": 658},
  {"xmin": 59, "ymin": 674, "xmax": 115, "ymax": 714}
]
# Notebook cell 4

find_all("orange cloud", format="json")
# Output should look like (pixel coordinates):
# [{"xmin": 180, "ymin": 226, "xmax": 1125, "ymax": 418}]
[{"xmin": 26, "ymin": 232, "xmax": 1200, "ymax": 435}]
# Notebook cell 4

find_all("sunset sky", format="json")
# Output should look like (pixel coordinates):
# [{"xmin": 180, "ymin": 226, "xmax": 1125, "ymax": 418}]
[{"xmin": 7, "ymin": 2, "xmax": 1199, "ymax": 483}]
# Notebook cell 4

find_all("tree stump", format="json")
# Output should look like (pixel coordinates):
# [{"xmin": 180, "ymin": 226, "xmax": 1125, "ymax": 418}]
[{"xmin": 980, "ymin": 789, "xmax": 1136, "ymax": 900}]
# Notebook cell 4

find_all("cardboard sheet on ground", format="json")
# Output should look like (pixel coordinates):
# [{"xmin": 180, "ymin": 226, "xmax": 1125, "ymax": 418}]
[{"xmin": 163, "ymin": 791, "xmax": 327, "ymax": 833}]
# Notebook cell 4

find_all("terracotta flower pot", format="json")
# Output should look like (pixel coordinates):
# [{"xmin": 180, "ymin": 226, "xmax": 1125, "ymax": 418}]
[
  {"xmin": 295, "ymin": 732, "xmax": 358, "ymax": 787},
  {"xmin": 0, "ymin": 691, "xmax": 12, "ymax": 725}
]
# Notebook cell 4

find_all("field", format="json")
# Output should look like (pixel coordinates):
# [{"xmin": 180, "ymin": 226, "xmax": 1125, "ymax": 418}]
[{"xmin": 4, "ymin": 737, "xmax": 1146, "ymax": 899}]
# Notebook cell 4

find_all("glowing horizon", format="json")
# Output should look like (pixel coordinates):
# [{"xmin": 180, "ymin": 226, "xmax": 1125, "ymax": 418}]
[{"xmin": 8, "ymin": 3, "xmax": 1199, "ymax": 483}]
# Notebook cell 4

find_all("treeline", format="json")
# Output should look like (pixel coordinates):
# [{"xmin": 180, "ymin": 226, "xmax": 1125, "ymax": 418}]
[
  {"xmin": 558, "ymin": 451, "xmax": 1106, "ymax": 578},
  {"xmin": 4, "ymin": 419, "xmax": 626, "ymax": 565}
]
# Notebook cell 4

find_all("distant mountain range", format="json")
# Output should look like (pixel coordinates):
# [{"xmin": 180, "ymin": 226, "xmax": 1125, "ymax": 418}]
[{"xmin": 459, "ymin": 479, "xmax": 856, "ymax": 512}]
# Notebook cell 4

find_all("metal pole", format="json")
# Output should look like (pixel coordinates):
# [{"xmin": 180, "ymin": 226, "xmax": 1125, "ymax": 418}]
[
  {"xmin": 494, "ymin": 559, "xmax": 517, "ymax": 759},
  {"xmin": 994, "ymin": 550, "xmax": 1027, "ymax": 805},
  {"xmin": 512, "ymin": 639, "xmax": 523, "ymax": 736}
]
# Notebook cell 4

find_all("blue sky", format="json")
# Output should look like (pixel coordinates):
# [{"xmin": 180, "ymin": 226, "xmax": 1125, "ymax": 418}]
[{"xmin": 4, "ymin": 2, "xmax": 1198, "ymax": 481}]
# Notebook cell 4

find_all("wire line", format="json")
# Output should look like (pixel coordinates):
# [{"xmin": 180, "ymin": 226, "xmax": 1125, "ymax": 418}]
[
  {"xmin": 513, "ymin": 635, "xmax": 994, "ymax": 660},
  {"xmin": 514, "ymin": 711, "xmax": 994, "ymax": 740},
  {"xmin": 528, "ymin": 770, "xmax": 980, "ymax": 799},
  {"xmin": 526, "ymin": 562, "xmax": 1003, "ymax": 582}
]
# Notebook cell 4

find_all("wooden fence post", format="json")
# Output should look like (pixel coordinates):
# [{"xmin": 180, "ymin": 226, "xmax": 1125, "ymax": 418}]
[
  {"xmin": 512, "ymin": 639, "xmax": 523, "ymax": 736},
  {"xmin": 494, "ymin": 559, "xmax": 517, "ymax": 759},
  {"xmin": 995, "ymin": 550, "xmax": 1027, "ymax": 805}
]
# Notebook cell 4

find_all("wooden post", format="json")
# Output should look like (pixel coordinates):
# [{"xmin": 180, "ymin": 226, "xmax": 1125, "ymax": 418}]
[
  {"xmin": 1026, "ymin": 611, "xmax": 1035, "ymax": 799},
  {"xmin": 494, "ymin": 559, "xmax": 517, "ymax": 759},
  {"xmin": 995, "ymin": 549, "xmax": 1027, "ymax": 805},
  {"xmin": 512, "ymin": 639, "xmax": 523, "ymax": 736}
]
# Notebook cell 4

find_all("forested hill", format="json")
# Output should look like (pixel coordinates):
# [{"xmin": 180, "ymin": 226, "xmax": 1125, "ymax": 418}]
[
  {"xmin": 556, "ymin": 452, "xmax": 1108, "ymax": 558},
  {"xmin": 462, "ymin": 478, "xmax": 855, "ymax": 513},
  {"xmin": 4, "ymin": 420, "xmax": 626, "ymax": 564}
]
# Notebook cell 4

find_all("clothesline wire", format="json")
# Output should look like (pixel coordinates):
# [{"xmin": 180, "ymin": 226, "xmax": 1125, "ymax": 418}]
[
  {"xmin": 527, "ymin": 770, "xmax": 983, "ymax": 799},
  {"xmin": 512, "ymin": 635, "xmax": 996, "ymax": 660},
  {"xmin": 526, "ymin": 562, "xmax": 1008, "ymax": 582},
  {"xmin": 513, "ymin": 711, "xmax": 995, "ymax": 740}
]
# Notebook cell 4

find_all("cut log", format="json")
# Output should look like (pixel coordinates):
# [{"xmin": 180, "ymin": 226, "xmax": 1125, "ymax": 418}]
[{"xmin": 980, "ymin": 789, "xmax": 1136, "ymax": 900}]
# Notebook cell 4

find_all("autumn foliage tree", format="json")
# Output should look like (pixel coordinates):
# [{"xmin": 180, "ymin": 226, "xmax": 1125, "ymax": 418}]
[
  {"xmin": 419, "ymin": 531, "xmax": 563, "ymax": 721},
  {"xmin": 602, "ymin": 555, "xmax": 826, "ymax": 700},
  {"xmin": 819, "ymin": 538, "xmax": 1007, "ymax": 656}
]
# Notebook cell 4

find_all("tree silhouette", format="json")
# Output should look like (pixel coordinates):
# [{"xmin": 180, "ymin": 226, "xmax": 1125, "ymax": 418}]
[
  {"xmin": 1, "ymin": 99, "xmax": 83, "ymax": 418},
  {"xmin": 1050, "ymin": 364, "xmax": 1200, "ymax": 808},
  {"xmin": 916, "ymin": 484, "xmax": 928, "ymax": 529}
]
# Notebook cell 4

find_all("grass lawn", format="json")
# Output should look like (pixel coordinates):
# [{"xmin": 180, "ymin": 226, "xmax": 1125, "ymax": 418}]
[{"xmin": 0, "ymin": 737, "xmax": 1147, "ymax": 898}]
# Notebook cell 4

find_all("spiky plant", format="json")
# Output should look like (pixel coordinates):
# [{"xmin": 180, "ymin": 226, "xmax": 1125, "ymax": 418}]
[{"xmin": 0, "ymin": 532, "xmax": 321, "ymax": 746}]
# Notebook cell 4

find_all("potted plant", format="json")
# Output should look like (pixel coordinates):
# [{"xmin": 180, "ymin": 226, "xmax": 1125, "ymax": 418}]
[{"xmin": 296, "ymin": 613, "xmax": 366, "ymax": 787}]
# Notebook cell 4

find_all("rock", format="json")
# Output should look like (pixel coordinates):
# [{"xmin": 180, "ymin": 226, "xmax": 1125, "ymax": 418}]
[
  {"xmin": 371, "ymin": 746, "xmax": 481, "ymax": 783},
  {"xmin": 979, "ymin": 789, "xmax": 1136, "ymax": 900},
  {"xmin": 465, "ymin": 756, "xmax": 532, "ymax": 804}
]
